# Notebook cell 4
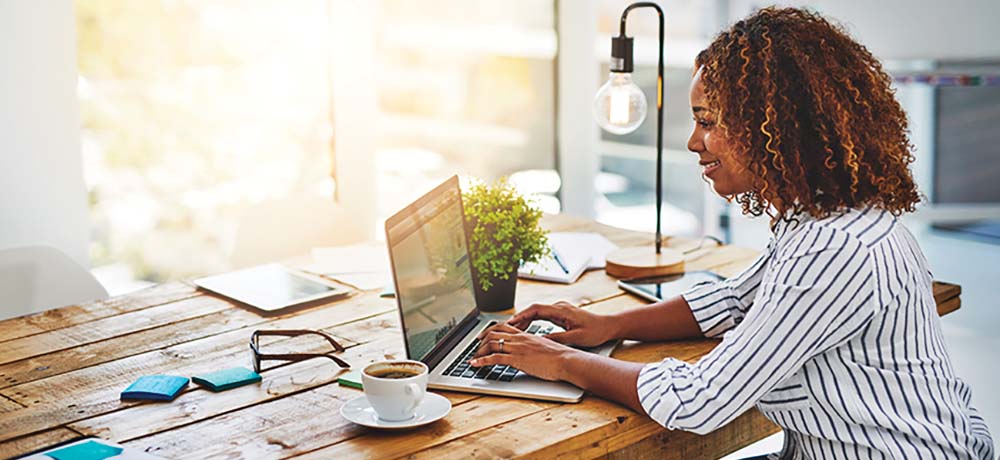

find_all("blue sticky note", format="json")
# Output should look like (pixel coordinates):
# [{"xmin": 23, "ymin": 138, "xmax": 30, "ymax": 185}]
[
  {"xmin": 45, "ymin": 440, "xmax": 122, "ymax": 460},
  {"xmin": 192, "ymin": 367, "xmax": 261, "ymax": 392},
  {"xmin": 120, "ymin": 375, "xmax": 189, "ymax": 401}
]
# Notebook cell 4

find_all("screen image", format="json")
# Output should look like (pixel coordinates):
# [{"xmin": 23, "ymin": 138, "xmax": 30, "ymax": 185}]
[{"xmin": 387, "ymin": 185, "xmax": 477, "ymax": 361}]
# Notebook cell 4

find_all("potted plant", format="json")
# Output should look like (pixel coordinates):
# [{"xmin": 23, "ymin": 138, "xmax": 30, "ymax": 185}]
[{"xmin": 462, "ymin": 177, "xmax": 549, "ymax": 312}]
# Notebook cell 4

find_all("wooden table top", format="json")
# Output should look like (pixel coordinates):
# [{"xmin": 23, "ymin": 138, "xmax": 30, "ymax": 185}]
[{"xmin": 0, "ymin": 215, "xmax": 962, "ymax": 459}]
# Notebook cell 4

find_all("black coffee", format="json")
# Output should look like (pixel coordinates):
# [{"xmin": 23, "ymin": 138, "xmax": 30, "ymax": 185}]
[{"xmin": 369, "ymin": 369, "xmax": 420, "ymax": 379}]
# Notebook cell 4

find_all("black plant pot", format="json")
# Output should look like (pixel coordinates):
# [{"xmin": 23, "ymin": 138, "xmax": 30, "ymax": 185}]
[{"xmin": 474, "ymin": 266, "xmax": 518, "ymax": 312}]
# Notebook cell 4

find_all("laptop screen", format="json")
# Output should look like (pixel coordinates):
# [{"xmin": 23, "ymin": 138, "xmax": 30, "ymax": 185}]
[{"xmin": 386, "ymin": 178, "xmax": 477, "ymax": 362}]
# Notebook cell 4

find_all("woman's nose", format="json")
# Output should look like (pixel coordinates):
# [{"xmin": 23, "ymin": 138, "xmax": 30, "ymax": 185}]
[{"xmin": 687, "ymin": 131, "xmax": 704, "ymax": 154}]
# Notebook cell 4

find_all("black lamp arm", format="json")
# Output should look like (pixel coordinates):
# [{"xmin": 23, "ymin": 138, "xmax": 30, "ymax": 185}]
[{"xmin": 616, "ymin": 2, "xmax": 666, "ymax": 253}]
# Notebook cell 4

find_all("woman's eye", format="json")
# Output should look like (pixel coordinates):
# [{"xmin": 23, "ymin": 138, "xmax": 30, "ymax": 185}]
[{"xmin": 694, "ymin": 118, "xmax": 714, "ymax": 128}]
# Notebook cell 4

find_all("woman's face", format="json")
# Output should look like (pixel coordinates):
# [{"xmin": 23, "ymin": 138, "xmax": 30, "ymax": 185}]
[{"xmin": 687, "ymin": 67, "xmax": 755, "ymax": 197}]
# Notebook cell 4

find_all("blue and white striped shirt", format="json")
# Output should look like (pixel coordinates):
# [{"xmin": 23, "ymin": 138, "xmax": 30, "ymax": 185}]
[{"xmin": 637, "ymin": 207, "xmax": 995, "ymax": 459}]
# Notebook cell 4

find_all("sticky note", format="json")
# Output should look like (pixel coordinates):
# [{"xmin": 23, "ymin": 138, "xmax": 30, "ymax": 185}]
[
  {"xmin": 337, "ymin": 370, "xmax": 363, "ymax": 389},
  {"xmin": 45, "ymin": 440, "xmax": 122, "ymax": 460},
  {"xmin": 120, "ymin": 375, "xmax": 189, "ymax": 401},
  {"xmin": 192, "ymin": 367, "xmax": 262, "ymax": 392}
]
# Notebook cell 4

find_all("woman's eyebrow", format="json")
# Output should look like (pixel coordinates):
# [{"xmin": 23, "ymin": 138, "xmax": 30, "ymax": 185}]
[{"xmin": 692, "ymin": 106, "xmax": 710, "ymax": 113}]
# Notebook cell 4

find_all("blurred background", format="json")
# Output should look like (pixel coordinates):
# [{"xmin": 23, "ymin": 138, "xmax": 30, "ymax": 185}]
[{"xmin": 1, "ymin": 1, "xmax": 998, "ymax": 456}]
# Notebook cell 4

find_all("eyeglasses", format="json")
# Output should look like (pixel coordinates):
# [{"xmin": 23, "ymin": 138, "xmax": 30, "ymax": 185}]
[{"xmin": 249, "ymin": 329, "xmax": 351, "ymax": 373}]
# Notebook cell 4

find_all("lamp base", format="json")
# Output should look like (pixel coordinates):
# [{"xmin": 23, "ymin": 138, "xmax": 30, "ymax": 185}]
[{"xmin": 605, "ymin": 246, "xmax": 685, "ymax": 279}]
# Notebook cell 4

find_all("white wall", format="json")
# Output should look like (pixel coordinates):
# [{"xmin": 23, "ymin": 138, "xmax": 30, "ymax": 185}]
[
  {"xmin": 727, "ymin": 0, "xmax": 1000, "ymax": 61},
  {"xmin": 0, "ymin": 1, "xmax": 90, "ymax": 267}
]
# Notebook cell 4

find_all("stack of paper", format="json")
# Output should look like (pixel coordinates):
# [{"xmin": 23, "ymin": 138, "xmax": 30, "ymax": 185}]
[
  {"xmin": 299, "ymin": 243, "xmax": 392, "ymax": 291},
  {"xmin": 519, "ymin": 232, "xmax": 619, "ymax": 284}
]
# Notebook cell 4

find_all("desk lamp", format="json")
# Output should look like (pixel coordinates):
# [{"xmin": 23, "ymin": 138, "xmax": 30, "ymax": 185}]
[{"xmin": 594, "ymin": 1, "xmax": 684, "ymax": 279}]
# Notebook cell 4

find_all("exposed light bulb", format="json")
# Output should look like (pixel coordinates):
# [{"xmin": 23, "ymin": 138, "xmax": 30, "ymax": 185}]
[{"xmin": 593, "ymin": 72, "xmax": 647, "ymax": 135}]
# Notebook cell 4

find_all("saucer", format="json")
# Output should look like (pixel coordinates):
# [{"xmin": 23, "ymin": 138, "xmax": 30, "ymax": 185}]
[{"xmin": 341, "ymin": 393, "xmax": 451, "ymax": 430}]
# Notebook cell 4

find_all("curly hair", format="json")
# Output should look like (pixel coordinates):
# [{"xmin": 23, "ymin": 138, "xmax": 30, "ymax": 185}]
[{"xmin": 696, "ymin": 6, "xmax": 920, "ymax": 222}]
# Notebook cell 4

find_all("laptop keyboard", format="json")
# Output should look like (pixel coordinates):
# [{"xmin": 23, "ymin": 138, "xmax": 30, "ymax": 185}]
[{"xmin": 442, "ymin": 322, "xmax": 553, "ymax": 382}]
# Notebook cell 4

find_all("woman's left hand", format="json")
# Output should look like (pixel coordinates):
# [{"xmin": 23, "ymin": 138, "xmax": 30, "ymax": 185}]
[{"xmin": 470, "ymin": 322, "xmax": 581, "ymax": 381}]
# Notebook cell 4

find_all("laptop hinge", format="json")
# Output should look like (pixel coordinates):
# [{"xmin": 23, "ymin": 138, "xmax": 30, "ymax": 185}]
[{"xmin": 421, "ymin": 310, "xmax": 481, "ymax": 370}]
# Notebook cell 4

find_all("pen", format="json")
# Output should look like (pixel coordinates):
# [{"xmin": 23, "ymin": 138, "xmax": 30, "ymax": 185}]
[{"xmin": 551, "ymin": 249, "xmax": 570, "ymax": 274}]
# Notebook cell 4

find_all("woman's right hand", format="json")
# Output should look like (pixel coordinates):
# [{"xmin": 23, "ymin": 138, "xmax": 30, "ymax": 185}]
[{"xmin": 498, "ymin": 301, "xmax": 617, "ymax": 347}]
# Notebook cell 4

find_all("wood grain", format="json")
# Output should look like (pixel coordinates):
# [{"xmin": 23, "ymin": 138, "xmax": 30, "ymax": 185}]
[
  {"xmin": 289, "ymin": 396, "xmax": 552, "ymax": 460},
  {"xmin": 0, "ymin": 428, "xmax": 83, "ymax": 460},
  {"xmin": 0, "ymin": 282, "xmax": 198, "ymax": 344},
  {"xmin": 0, "ymin": 305, "xmax": 265, "ymax": 389},
  {"xmin": 0, "ymin": 394, "xmax": 23, "ymax": 412},
  {"xmin": 597, "ymin": 410, "xmax": 781, "ymax": 460},
  {"xmin": 0, "ymin": 294, "xmax": 395, "ymax": 442},
  {"xmin": 71, "ymin": 320, "xmax": 403, "ymax": 442},
  {"xmin": 0, "ymin": 295, "xmax": 231, "ymax": 365}
]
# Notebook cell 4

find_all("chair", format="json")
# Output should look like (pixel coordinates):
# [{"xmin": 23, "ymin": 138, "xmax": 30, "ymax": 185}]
[
  {"xmin": 0, "ymin": 245, "xmax": 109, "ymax": 320},
  {"xmin": 230, "ymin": 194, "xmax": 369, "ymax": 268}
]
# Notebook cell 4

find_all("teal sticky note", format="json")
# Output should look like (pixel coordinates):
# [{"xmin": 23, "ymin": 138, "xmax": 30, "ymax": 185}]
[
  {"xmin": 192, "ymin": 367, "xmax": 261, "ymax": 392},
  {"xmin": 45, "ymin": 440, "xmax": 122, "ymax": 460},
  {"xmin": 120, "ymin": 375, "xmax": 189, "ymax": 401}
]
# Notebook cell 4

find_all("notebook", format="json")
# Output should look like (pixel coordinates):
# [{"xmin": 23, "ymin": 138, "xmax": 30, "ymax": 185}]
[{"xmin": 518, "ymin": 232, "xmax": 618, "ymax": 284}]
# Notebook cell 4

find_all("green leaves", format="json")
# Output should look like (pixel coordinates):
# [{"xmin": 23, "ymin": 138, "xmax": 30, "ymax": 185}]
[{"xmin": 463, "ymin": 177, "xmax": 549, "ymax": 291}]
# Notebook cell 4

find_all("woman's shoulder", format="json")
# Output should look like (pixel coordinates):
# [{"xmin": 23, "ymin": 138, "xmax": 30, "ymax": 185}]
[{"xmin": 773, "ymin": 207, "xmax": 901, "ymax": 258}]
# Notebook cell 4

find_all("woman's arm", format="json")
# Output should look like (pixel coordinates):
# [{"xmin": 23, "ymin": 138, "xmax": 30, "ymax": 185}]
[
  {"xmin": 561, "ymin": 352, "xmax": 646, "ymax": 413},
  {"xmin": 607, "ymin": 295, "xmax": 704, "ymax": 342},
  {"xmin": 470, "ymin": 324, "xmax": 647, "ymax": 412}
]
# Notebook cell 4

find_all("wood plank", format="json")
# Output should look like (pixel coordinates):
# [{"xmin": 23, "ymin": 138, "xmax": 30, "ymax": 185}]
[
  {"xmin": 0, "ymin": 303, "xmax": 268, "ymax": 389},
  {"xmin": 287, "ymin": 396, "xmax": 552, "ymax": 460},
  {"xmin": 119, "ymin": 383, "xmax": 516, "ymax": 460},
  {"xmin": 70, "ymin": 317, "xmax": 406, "ymax": 442},
  {"xmin": 938, "ymin": 296, "xmax": 960, "ymax": 317},
  {"xmin": 0, "ymin": 295, "xmax": 232, "ymax": 366},
  {"xmin": 0, "ymin": 282, "xmax": 198, "ymax": 343},
  {"xmin": 0, "ymin": 394, "xmax": 24, "ymax": 412},
  {"xmin": 0, "ymin": 428, "xmax": 83, "ymax": 460},
  {"xmin": 593, "ymin": 410, "xmax": 780, "ymax": 460},
  {"xmin": 0, "ymin": 293, "xmax": 395, "ymax": 442},
  {"xmin": 400, "ymin": 398, "xmax": 775, "ymax": 459},
  {"xmin": 933, "ymin": 281, "xmax": 960, "ymax": 305}
]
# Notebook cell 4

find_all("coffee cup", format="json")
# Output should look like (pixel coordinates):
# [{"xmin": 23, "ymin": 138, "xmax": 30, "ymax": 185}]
[{"xmin": 362, "ymin": 360, "xmax": 428, "ymax": 421}]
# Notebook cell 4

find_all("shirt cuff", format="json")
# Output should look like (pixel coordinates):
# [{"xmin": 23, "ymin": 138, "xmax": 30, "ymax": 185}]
[
  {"xmin": 636, "ymin": 359, "xmax": 686, "ymax": 428},
  {"xmin": 681, "ymin": 280, "xmax": 739, "ymax": 338}
]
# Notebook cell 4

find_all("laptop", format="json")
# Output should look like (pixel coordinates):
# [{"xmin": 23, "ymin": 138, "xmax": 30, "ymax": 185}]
[{"xmin": 384, "ymin": 176, "xmax": 617, "ymax": 403}]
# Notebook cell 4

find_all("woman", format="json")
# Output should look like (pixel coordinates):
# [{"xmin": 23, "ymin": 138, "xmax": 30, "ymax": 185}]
[{"xmin": 471, "ymin": 7, "xmax": 995, "ymax": 459}]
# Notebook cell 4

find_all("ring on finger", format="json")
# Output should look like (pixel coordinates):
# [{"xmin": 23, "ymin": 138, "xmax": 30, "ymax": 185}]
[{"xmin": 499, "ymin": 338, "xmax": 505, "ymax": 353}]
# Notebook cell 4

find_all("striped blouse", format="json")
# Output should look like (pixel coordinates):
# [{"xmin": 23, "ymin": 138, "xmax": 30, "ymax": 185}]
[{"xmin": 637, "ymin": 207, "xmax": 995, "ymax": 459}]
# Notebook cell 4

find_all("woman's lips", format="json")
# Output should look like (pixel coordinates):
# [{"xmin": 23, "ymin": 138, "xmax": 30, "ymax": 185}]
[{"xmin": 701, "ymin": 159, "xmax": 721, "ymax": 177}]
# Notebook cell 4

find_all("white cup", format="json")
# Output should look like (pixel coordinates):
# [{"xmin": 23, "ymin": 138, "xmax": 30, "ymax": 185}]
[{"xmin": 362, "ymin": 360, "xmax": 428, "ymax": 421}]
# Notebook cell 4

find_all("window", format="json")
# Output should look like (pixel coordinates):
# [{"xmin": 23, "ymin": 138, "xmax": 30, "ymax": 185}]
[
  {"xmin": 372, "ymin": 0, "xmax": 557, "ymax": 220},
  {"xmin": 77, "ymin": 1, "xmax": 557, "ymax": 284}
]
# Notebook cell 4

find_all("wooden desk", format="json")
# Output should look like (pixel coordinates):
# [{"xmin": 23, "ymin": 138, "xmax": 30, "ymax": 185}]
[{"xmin": 0, "ymin": 215, "xmax": 962, "ymax": 459}]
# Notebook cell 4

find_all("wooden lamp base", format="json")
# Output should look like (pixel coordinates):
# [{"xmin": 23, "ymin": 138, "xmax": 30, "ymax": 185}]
[{"xmin": 605, "ymin": 246, "xmax": 685, "ymax": 279}]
